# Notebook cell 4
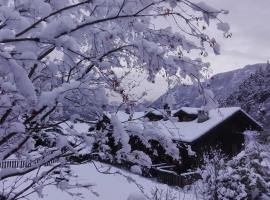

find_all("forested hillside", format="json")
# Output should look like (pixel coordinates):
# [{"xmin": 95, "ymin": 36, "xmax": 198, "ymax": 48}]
[{"xmin": 224, "ymin": 62, "xmax": 270, "ymax": 129}]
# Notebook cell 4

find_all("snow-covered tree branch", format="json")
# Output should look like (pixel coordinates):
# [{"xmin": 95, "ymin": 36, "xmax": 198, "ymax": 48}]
[{"xmin": 0, "ymin": 0, "xmax": 229, "ymax": 199}]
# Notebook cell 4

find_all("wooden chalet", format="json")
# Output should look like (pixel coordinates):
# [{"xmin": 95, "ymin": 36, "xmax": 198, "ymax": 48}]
[
  {"xmin": 172, "ymin": 107, "xmax": 263, "ymax": 172},
  {"xmin": 117, "ymin": 107, "xmax": 263, "ymax": 173},
  {"xmin": 84, "ymin": 107, "xmax": 263, "ymax": 187}
]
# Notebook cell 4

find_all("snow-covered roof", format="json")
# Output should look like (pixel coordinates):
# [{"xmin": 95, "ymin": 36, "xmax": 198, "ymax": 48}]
[
  {"xmin": 173, "ymin": 107, "xmax": 199, "ymax": 115},
  {"xmin": 116, "ymin": 107, "xmax": 248, "ymax": 143},
  {"xmin": 145, "ymin": 108, "xmax": 165, "ymax": 116}
]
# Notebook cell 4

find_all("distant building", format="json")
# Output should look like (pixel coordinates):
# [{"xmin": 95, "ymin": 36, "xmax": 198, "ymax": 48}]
[{"xmin": 117, "ymin": 107, "xmax": 263, "ymax": 172}]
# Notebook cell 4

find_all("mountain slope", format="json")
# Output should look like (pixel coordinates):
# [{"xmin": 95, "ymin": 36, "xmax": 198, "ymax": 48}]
[{"xmin": 153, "ymin": 63, "xmax": 268, "ymax": 108}]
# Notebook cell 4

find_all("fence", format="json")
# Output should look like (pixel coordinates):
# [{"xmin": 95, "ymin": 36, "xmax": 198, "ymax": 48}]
[
  {"xmin": 0, "ymin": 158, "xmax": 58, "ymax": 169},
  {"xmin": 149, "ymin": 164, "xmax": 201, "ymax": 187},
  {"xmin": 0, "ymin": 153, "xmax": 99, "ymax": 169}
]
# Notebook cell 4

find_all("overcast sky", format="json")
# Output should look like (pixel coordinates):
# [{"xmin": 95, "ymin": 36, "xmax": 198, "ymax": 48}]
[{"xmin": 198, "ymin": 0, "xmax": 270, "ymax": 74}]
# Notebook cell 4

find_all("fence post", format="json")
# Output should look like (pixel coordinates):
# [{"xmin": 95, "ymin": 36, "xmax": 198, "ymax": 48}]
[{"xmin": 20, "ymin": 160, "xmax": 24, "ymax": 168}]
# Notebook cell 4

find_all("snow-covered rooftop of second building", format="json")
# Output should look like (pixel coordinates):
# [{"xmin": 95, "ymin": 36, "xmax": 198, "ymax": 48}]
[
  {"xmin": 177, "ymin": 107, "xmax": 199, "ymax": 115},
  {"xmin": 116, "ymin": 107, "xmax": 242, "ymax": 143}
]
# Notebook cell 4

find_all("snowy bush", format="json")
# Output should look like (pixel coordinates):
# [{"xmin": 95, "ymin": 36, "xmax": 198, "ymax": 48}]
[
  {"xmin": 150, "ymin": 187, "xmax": 178, "ymax": 200},
  {"xmin": 198, "ymin": 131, "xmax": 270, "ymax": 200}
]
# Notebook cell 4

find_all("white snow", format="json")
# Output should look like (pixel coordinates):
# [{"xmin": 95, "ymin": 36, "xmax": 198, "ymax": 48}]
[
  {"xmin": 39, "ymin": 81, "xmax": 80, "ymax": 106},
  {"xmin": 18, "ymin": 51, "xmax": 37, "ymax": 60},
  {"xmin": 127, "ymin": 193, "xmax": 146, "ymax": 200},
  {"xmin": 130, "ymin": 165, "xmax": 142, "ymax": 175},
  {"xmin": 116, "ymin": 111, "xmax": 145, "ymax": 122},
  {"xmin": 111, "ymin": 115, "xmax": 130, "ymax": 145},
  {"xmin": 38, "ymin": 15, "xmax": 75, "ymax": 39},
  {"xmin": 9, "ymin": 59, "xmax": 37, "ymax": 103},
  {"xmin": 26, "ymin": 162, "xmax": 196, "ymax": 200},
  {"xmin": 61, "ymin": 121, "xmax": 90, "ymax": 134},
  {"xmin": 0, "ymin": 29, "xmax": 15, "ymax": 40},
  {"xmin": 9, "ymin": 122, "xmax": 25, "ymax": 133}
]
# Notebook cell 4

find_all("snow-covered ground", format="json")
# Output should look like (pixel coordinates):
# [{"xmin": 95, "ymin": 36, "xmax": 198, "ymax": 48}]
[{"xmin": 27, "ymin": 162, "xmax": 198, "ymax": 200}]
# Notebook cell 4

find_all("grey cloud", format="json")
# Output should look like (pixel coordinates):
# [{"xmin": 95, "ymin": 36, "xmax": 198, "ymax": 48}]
[{"xmin": 203, "ymin": 0, "xmax": 270, "ymax": 73}]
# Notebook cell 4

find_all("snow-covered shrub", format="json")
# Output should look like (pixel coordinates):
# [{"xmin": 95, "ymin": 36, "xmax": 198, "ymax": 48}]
[
  {"xmin": 197, "ymin": 150, "xmax": 230, "ymax": 199},
  {"xmin": 225, "ymin": 132, "xmax": 270, "ymax": 199},
  {"xmin": 198, "ymin": 131, "xmax": 270, "ymax": 200},
  {"xmin": 150, "ymin": 187, "xmax": 178, "ymax": 200}
]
